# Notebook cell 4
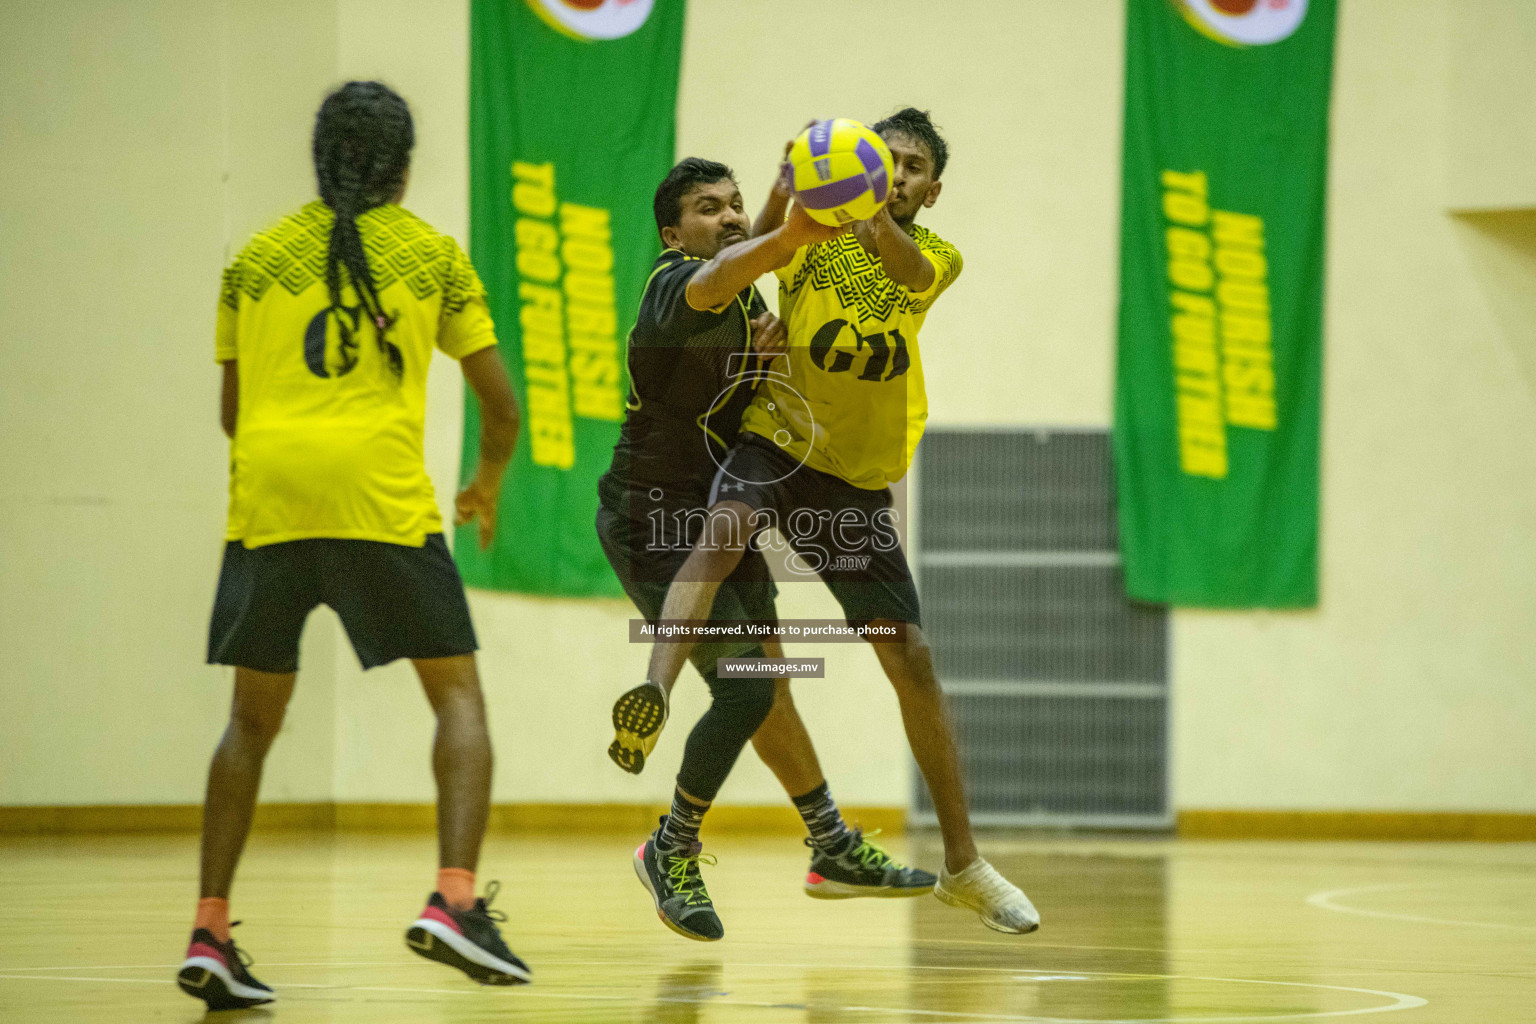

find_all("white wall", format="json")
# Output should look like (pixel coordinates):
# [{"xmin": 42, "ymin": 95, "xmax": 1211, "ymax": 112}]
[
  {"xmin": 1172, "ymin": 0, "xmax": 1536, "ymax": 812},
  {"xmin": 678, "ymin": 1, "xmax": 1125, "ymax": 429},
  {"xmin": 322, "ymin": 0, "xmax": 911, "ymax": 810},
  {"xmin": 680, "ymin": 0, "xmax": 1536, "ymax": 814},
  {"xmin": 3, "ymin": 0, "xmax": 1533, "ymax": 817},
  {"xmin": 0, "ymin": 0, "xmax": 338, "ymax": 805},
  {"xmin": 1447, "ymin": 0, "xmax": 1536, "ymax": 211}
]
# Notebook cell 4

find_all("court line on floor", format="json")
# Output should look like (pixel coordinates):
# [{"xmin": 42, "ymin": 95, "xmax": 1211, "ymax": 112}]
[
  {"xmin": 892, "ymin": 934, "xmax": 1510, "ymax": 974},
  {"xmin": 1306, "ymin": 883, "xmax": 1536, "ymax": 932},
  {"xmin": 0, "ymin": 960, "xmax": 409, "ymax": 972},
  {"xmin": 0, "ymin": 960, "xmax": 1429, "ymax": 1022},
  {"xmin": 0, "ymin": 942, "xmax": 1488, "ymax": 977},
  {"xmin": 555, "ymin": 960, "xmax": 1430, "ymax": 1022}
]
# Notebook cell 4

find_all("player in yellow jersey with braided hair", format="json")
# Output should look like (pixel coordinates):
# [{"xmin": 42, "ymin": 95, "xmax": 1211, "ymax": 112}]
[{"xmin": 178, "ymin": 82, "xmax": 528, "ymax": 1010}]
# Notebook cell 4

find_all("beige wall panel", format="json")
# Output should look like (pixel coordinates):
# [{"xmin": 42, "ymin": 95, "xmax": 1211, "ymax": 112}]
[
  {"xmin": 325, "ymin": 0, "xmax": 916, "ymax": 808},
  {"xmin": 1447, "ymin": 0, "xmax": 1536, "ymax": 210},
  {"xmin": 679, "ymin": 0, "xmax": 1125, "ymax": 428},
  {"xmin": 1173, "ymin": 0, "xmax": 1536, "ymax": 812},
  {"xmin": 224, "ymin": 1, "xmax": 341, "ymax": 248},
  {"xmin": 7, "ymin": 0, "xmax": 1535, "ymax": 816},
  {"xmin": 0, "ymin": 0, "xmax": 340, "ymax": 805},
  {"xmin": 1453, "ymin": 211, "xmax": 1536, "ymax": 402}
]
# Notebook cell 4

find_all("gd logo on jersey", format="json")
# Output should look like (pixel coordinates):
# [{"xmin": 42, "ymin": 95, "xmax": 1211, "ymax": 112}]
[{"xmin": 808, "ymin": 318, "xmax": 910, "ymax": 382}]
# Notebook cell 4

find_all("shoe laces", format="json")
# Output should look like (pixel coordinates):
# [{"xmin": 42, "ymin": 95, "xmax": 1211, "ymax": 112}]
[
  {"xmin": 471, "ymin": 880, "xmax": 509, "ymax": 924},
  {"xmin": 962, "ymin": 860, "xmax": 1022, "ymax": 903},
  {"xmin": 226, "ymin": 921, "xmax": 256, "ymax": 970},
  {"xmin": 845, "ymin": 829, "xmax": 894, "ymax": 871},
  {"xmin": 806, "ymin": 828, "xmax": 894, "ymax": 870},
  {"xmin": 663, "ymin": 849, "xmax": 717, "ymax": 907}
]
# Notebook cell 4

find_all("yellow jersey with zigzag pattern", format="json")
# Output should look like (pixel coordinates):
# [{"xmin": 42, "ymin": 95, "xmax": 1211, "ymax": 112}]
[
  {"xmin": 216, "ymin": 201, "xmax": 497, "ymax": 548},
  {"xmin": 741, "ymin": 224, "xmax": 961, "ymax": 489}
]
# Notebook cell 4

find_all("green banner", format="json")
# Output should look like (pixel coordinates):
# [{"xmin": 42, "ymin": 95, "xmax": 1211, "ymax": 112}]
[
  {"xmin": 1114, "ymin": 0, "xmax": 1334, "ymax": 608},
  {"xmin": 459, "ymin": 0, "xmax": 684, "ymax": 596}
]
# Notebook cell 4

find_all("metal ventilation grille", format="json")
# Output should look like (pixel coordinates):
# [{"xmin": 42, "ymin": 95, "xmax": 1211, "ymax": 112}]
[
  {"xmin": 914, "ymin": 429, "xmax": 1170, "ymax": 827},
  {"xmin": 923, "ymin": 566, "xmax": 1165, "ymax": 681}
]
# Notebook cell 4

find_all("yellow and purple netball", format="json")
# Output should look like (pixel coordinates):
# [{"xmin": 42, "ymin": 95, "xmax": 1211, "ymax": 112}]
[{"xmin": 787, "ymin": 118, "xmax": 895, "ymax": 226}]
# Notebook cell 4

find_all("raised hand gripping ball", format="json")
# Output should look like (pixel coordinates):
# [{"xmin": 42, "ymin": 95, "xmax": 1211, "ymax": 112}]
[{"xmin": 787, "ymin": 118, "xmax": 895, "ymax": 226}]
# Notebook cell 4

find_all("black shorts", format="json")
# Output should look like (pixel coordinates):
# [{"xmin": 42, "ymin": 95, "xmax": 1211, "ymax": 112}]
[
  {"xmin": 709, "ymin": 433, "xmax": 922, "ymax": 628},
  {"xmin": 207, "ymin": 534, "xmax": 478, "ymax": 673},
  {"xmin": 595, "ymin": 504, "xmax": 777, "ymax": 677}
]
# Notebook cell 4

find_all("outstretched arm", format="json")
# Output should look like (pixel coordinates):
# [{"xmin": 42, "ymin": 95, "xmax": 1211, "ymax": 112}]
[
  {"xmin": 852, "ymin": 205, "xmax": 936, "ymax": 293},
  {"xmin": 685, "ymin": 203, "xmax": 842, "ymax": 312}
]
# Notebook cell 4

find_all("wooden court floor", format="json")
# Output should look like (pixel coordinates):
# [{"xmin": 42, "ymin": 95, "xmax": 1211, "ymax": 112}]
[{"xmin": 1, "ymin": 830, "xmax": 1533, "ymax": 1022}]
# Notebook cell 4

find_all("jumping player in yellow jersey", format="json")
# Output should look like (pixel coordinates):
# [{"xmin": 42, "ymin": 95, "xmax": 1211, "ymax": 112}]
[
  {"xmin": 620, "ymin": 109, "xmax": 1040, "ymax": 934},
  {"xmin": 177, "ymin": 83, "xmax": 528, "ymax": 1010}
]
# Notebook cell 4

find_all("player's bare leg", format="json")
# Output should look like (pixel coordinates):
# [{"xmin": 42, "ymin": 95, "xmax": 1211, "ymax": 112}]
[
  {"xmin": 644, "ymin": 500, "xmax": 755, "ymax": 694},
  {"xmin": 182, "ymin": 668, "xmax": 293, "ymax": 1009},
  {"xmin": 405, "ymin": 654, "xmax": 529, "ymax": 984},
  {"xmin": 751, "ymin": 642, "xmax": 936, "ymax": 899},
  {"xmin": 864, "ymin": 626, "xmax": 975, "ymax": 870},
  {"xmin": 413, "ymin": 655, "xmax": 492, "ymax": 871},
  {"xmin": 610, "ymin": 501, "xmax": 752, "ymax": 774},
  {"xmin": 200, "ymin": 668, "xmax": 296, "ymax": 901},
  {"xmin": 750, "ymin": 676, "xmax": 826, "ymax": 797},
  {"xmin": 868, "ymin": 623, "xmax": 1040, "ymax": 932}
]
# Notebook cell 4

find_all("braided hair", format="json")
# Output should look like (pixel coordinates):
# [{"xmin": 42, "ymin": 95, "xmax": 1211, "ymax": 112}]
[{"xmin": 312, "ymin": 81, "xmax": 414, "ymax": 379}]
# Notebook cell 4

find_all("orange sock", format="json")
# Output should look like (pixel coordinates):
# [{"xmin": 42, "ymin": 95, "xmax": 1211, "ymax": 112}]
[
  {"xmin": 437, "ymin": 868, "xmax": 476, "ymax": 910},
  {"xmin": 194, "ymin": 897, "xmax": 231, "ymax": 943}
]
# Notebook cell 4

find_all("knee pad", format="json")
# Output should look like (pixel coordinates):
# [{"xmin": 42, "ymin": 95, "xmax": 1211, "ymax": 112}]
[
  {"xmin": 676, "ymin": 670, "xmax": 774, "ymax": 803},
  {"xmin": 700, "ymin": 663, "xmax": 774, "ymax": 738},
  {"xmin": 696, "ymin": 643, "xmax": 766, "ymax": 692}
]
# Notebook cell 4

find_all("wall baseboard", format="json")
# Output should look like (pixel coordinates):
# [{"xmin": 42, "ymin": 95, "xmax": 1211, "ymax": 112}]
[
  {"xmin": 0, "ymin": 802, "xmax": 907, "ymax": 837},
  {"xmin": 10, "ymin": 805, "xmax": 1528, "ymax": 840},
  {"xmin": 1177, "ymin": 810, "xmax": 1536, "ymax": 841}
]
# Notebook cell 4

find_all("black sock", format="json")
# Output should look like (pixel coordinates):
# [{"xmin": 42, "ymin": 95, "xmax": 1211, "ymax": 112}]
[
  {"xmin": 792, "ymin": 781, "xmax": 854, "ymax": 854},
  {"xmin": 659, "ymin": 787, "xmax": 708, "ymax": 850}
]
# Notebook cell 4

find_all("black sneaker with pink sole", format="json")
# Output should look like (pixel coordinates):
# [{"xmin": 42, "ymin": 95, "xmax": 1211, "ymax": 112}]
[
  {"xmin": 176, "ymin": 926, "xmax": 275, "ymax": 1010},
  {"xmin": 405, "ymin": 881, "xmax": 531, "ymax": 985}
]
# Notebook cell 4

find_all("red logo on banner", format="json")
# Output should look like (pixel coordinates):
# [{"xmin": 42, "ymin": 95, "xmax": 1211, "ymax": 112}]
[
  {"xmin": 1173, "ymin": 0, "xmax": 1307, "ymax": 46},
  {"xmin": 527, "ymin": 0, "xmax": 653, "ymax": 40}
]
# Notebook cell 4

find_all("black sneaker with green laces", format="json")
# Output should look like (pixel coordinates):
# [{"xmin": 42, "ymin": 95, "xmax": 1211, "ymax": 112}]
[
  {"xmin": 803, "ymin": 829, "xmax": 937, "ymax": 899},
  {"xmin": 632, "ymin": 817, "xmax": 723, "ymax": 941}
]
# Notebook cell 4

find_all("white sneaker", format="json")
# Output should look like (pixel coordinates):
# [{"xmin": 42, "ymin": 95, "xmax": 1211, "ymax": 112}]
[{"xmin": 934, "ymin": 857, "xmax": 1040, "ymax": 934}]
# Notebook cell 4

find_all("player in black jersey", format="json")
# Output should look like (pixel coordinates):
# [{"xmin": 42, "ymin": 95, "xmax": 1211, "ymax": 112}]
[{"xmin": 597, "ymin": 159, "xmax": 936, "ymax": 942}]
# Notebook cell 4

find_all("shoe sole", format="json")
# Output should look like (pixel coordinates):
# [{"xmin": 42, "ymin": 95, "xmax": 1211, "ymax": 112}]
[
  {"xmin": 632, "ymin": 843, "xmax": 721, "ymax": 942},
  {"xmin": 804, "ymin": 878, "xmax": 935, "ymax": 900},
  {"xmin": 177, "ymin": 958, "xmax": 275, "ymax": 1010},
  {"xmin": 610, "ymin": 685, "xmax": 667, "ymax": 775},
  {"xmin": 406, "ymin": 920, "xmax": 532, "ymax": 985},
  {"xmin": 933, "ymin": 882, "xmax": 1041, "ymax": 934}
]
